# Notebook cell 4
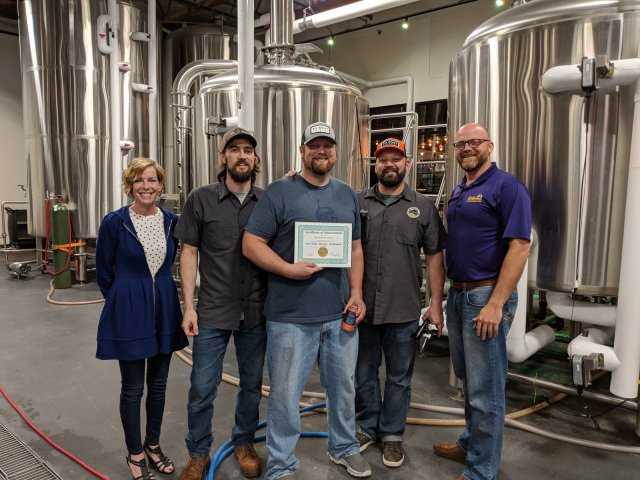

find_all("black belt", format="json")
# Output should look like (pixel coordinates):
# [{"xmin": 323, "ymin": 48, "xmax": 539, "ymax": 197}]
[{"xmin": 450, "ymin": 278, "xmax": 498, "ymax": 291}]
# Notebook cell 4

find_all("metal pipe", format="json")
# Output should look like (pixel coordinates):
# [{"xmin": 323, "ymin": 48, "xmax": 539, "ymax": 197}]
[
  {"xmin": 1, "ymin": 201, "xmax": 28, "ymax": 249},
  {"xmin": 293, "ymin": 0, "xmax": 423, "ymax": 34},
  {"xmin": 338, "ymin": 71, "xmax": 414, "ymax": 124},
  {"xmin": 148, "ymin": 0, "xmax": 158, "ymax": 160},
  {"xmin": 238, "ymin": 0, "xmax": 254, "ymax": 131},
  {"xmin": 171, "ymin": 59, "xmax": 237, "ymax": 200},
  {"xmin": 611, "ymin": 62, "xmax": 640, "ymax": 399},
  {"xmin": 75, "ymin": 240, "xmax": 87, "ymax": 284},
  {"xmin": 507, "ymin": 372, "xmax": 638, "ymax": 411},
  {"xmin": 108, "ymin": 0, "xmax": 123, "ymax": 210}
]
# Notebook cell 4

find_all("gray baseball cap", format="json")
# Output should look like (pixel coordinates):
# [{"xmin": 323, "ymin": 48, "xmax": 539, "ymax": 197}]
[{"xmin": 301, "ymin": 122, "xmax": 337, "ymax": 145}]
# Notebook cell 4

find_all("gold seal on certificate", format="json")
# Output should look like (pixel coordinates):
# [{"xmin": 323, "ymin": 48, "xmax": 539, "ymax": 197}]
[{"xmin": 294, "ymin": 222, "xmax": 352, "ymax": 268}]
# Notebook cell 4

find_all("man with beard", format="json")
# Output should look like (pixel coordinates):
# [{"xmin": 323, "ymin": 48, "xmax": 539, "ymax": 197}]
[
  {"xmin": 433, "ymin": 123, "xmax": 531, "ymax": 480},
  {"xmin": 243, "ymin": 122, "xmax": 371, "ymax": 479},
  {"xmin": 354, "ymin": 138, "xmax": 445, "ymax": 468},
  {"xmin": 175, "ymin": 128, "xmax": 267, "ymax": 480}
]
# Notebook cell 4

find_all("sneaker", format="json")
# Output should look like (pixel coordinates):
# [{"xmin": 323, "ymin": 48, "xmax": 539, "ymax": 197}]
[
  {"xmin": 328, "ymin": 452, "xmax": 372, "ymax": 478},
  {"xmin": 234, "ymin": 444, "xmax": 261, "ymax": 478},
  {"xmin": 356, "ymin": 432, "xmax": 375, "ymax": 452},
  {"xmin": 382, "ymin": 441, "xmax": 404, "ymax": 467},
  {"xmin": 179, "ymin": 455, "xmax": 211, "ymax": 480}
]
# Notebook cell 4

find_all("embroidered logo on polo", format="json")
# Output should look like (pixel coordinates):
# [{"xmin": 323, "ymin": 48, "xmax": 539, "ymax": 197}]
[
  {"xmin": 407, "ymin": 207, "xmax": 420, "ymax": 218},
  {"xmin": 466, "ymin": 194, "xmax": 483, "ymax": 203},
  {"xmin": 310, "ymin": 125, "xmax": 331, "ymax": 134}
]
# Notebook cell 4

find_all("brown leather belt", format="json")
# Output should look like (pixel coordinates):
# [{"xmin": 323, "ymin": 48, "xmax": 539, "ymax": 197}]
[{"xmin": 450, "ymin": 278, "xmax": 498, "ymax": 291}]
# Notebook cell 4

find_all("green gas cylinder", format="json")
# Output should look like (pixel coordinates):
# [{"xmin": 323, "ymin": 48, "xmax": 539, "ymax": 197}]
[{"xmin": 51, "ymin": 202, "xmax": 72, "ymax": 289}]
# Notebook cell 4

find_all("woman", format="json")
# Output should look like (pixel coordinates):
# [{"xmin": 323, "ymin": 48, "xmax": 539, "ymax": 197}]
[{"xmin": 96, "ymin": 158, "xmax": 188, "ymax": 480}]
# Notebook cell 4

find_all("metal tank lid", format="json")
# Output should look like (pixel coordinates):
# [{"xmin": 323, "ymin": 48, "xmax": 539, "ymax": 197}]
[
  {"xmin": 199, "ymin": 65, "xmax": 363, "ymax": 96},
  {"xmin": 464, "ymin": 0, "xmax": 626, "ymax": 47}
]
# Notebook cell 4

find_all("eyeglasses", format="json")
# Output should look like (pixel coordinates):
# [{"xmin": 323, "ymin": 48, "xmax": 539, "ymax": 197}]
[{"xmin": 453, "ymin": 139, "xmax": 490, "ymax": 150}]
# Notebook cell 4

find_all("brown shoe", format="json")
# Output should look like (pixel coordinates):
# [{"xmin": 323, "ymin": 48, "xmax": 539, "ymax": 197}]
[
  {"xmin": 179, "ymin": 455, "xmax": 211, "ymax": 480},
  {"xmin": 433, "ymin": 441, "xmax": 467, "ymax": 460},
  {"xmin": 234, "ymin": 444, "xmax": 261, "ymax": 478}
]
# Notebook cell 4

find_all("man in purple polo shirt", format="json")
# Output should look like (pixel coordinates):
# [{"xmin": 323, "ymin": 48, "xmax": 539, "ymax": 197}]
[{"xmin": 432, "ymin": 123, "xmax": 531, "ymax": 480}]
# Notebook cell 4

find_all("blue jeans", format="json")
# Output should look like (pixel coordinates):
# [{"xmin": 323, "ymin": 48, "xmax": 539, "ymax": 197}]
[
  {"xmin": 355, "ymin": 319, "xmax": 418, "ymax": 442},
  {"xmin": 119, "ymin": 353, "xmax": 172, "ymax": 455},
  {"xmin": 265, "ymin": 319, "xmax": 360, "ymax": 480},
  {"xmin": 447, "ymin": 285, "xmax": 517, "ymax": 480},
  {"xmin": 185, "ymin": 321, "xmax": 267, "ymax": 456}
]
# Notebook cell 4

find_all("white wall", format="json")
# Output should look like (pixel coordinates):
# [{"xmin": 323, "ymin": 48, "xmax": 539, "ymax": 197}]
[
  {"xmin": 302, "ymin": 0, "xmax": 504, "ymax": 107},
  {"xmin": 0, "ymin": 32, "xmax": 27, "ymax": 208}
]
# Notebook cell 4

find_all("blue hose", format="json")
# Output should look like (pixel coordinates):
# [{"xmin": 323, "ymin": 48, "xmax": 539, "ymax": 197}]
[{"xmin": 206, "ymin": 403, "xmax": 328, "ymax": 480}]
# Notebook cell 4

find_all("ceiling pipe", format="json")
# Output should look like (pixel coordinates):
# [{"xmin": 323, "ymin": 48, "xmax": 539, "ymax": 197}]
[{"xmin": 292, "ymin": 0, "xmax": 423, "ymax": 34}]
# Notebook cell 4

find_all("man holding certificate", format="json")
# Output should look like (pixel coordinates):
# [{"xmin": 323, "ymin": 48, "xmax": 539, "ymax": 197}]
[
  {"xmin": 354, "ymin": 138, "xmax": 446, "ymax": 469},
  {"xmin": 243, "ymin": 122, "xmax": 371, "ymax": 480}
]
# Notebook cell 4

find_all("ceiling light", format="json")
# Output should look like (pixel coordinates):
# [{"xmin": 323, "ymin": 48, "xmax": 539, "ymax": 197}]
[{"xmin": 401, "ymin": 18, "xmax": 409, "ymax": 30}]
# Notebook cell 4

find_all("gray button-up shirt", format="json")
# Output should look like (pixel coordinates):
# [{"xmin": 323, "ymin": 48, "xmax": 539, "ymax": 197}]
[
  {"xmin": 359, "ymin": 184, "xmax": 446, "ymax": 325},
  {"xmin": 174, "ymin": 182, "xmax": 267, "ymax": 329}
]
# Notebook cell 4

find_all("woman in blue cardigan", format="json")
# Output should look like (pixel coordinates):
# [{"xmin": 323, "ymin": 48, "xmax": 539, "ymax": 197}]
[{"xmin": 96, "ymin": 158, "xmax": 188, "ymax": 480}]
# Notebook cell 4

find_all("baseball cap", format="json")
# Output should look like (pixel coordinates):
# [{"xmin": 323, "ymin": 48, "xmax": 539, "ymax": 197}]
[
  {"xmin": 374, "ymin": 138, "xmax": 406, "ymax": 157},
  {"xmin": 301, "ymin": 122, "xmax": 337, "ymax": 145},
  {"xmin": 220, "ymin": 127, "xmax": 257, "ymax": 151}
]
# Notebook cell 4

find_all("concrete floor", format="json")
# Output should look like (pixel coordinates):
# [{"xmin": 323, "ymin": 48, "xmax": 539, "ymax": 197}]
[{"xmin": 0, "ymin": 258, "xmax": 639, "ymax": 480}]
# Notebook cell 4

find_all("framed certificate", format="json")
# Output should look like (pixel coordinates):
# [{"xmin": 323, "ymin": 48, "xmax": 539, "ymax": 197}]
[{"xmin": 294, "ymin": 222, "xmax": 352, "ymax": 268}]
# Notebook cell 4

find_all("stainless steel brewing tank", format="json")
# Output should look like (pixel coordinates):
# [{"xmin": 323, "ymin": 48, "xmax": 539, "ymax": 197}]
[
  {"xmin": 162, "ymin": 25, "xmax": 237, "ymax": 194},
  {"xmin": 192, "ymin": 65, "xmax": 369, "ymax": 191},
  {"xmin": 19, "ymin": 0, "xmax": 149, "ymax": 239},
  {"xmin": 448, "ymin": 0, "xmax": 640, "ymax": 295}
]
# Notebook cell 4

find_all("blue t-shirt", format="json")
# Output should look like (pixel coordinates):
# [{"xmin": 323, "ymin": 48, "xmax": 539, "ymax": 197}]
[
  {"xmin": 446, "ymin": 163, "xmax": 531, "ymax": 281},
  {"xmin": 245, "ymin": 175, "xmax": 361, "ymax": 323}
]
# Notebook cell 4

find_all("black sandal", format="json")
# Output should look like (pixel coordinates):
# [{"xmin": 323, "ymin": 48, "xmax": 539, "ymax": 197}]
[
  {"xmin": 144, "ymin": 443, "xmax": 175, "ymax": 474},
  {"xmin": 125, "ymin": 455, "xmax": 156, "ymax": 480}
]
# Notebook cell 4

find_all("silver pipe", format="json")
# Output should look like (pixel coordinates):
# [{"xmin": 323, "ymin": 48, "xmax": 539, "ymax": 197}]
[
  {"xmin": 270, "ymin": 0, "xmax": 293, "ymax": 47},
  {"xmin": 75, "ymin": 240, "xmax": 87, "ymax": 284},
  {"xmin": 508, "ymin": 372, "xmax": 638, "ymax": 411},
  {"xmin": 171, "ymin": 59, "xmax": 237, "ymax": 202},
  {"xmin": 265, "ymin": 0, "xmax": 295, "ymax": 65},
  {"xmin": 1, "ymin": 201, "xmax": 28, "ymax": 249}
]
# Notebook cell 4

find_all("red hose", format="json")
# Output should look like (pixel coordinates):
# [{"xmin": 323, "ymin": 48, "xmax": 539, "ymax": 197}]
[{"xmin": 0, "ymin": 384, "xmax": 110, "ymax": 480}]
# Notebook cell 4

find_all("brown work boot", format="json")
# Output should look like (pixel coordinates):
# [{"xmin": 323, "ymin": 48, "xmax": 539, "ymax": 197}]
[
  {"xmin": 433, "ymin": 441, "xmax": 467, "ymax": 460},
  {"xmin": 234, "ymin": 444, "xmax": 261, "ymax": 478},
  {"xmin": 179, "ymin": 455, "xmax": 211, "ymax": 480}
]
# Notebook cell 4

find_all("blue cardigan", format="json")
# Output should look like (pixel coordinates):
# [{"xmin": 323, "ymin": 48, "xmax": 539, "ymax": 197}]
[{"xmin": 96, "ymin": 206, "xmax": 188, "ymax": 360}]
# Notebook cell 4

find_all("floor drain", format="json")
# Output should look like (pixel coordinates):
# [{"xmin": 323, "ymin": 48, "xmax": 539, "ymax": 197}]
[{"xmin": 0, "ymin": 416, "xmax": 63, "ymax": 480}]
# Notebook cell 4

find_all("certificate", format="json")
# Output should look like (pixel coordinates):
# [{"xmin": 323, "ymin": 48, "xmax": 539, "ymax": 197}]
[{"xmin": 294, "ymin": 222, "xmax": 352, "ymax": 268}]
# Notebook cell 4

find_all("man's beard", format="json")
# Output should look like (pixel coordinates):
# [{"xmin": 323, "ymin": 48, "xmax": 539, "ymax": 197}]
[
  {"xmin": 457, "ymin": 151, "xmax": 489, "ymax": 173},
  {"xmin": 378, "ymin": 167, "xmax": 406, "ymax": 187},
  {"xmin": 228, "ymin": 162, "xmax": 252, "ymax": 183},
  {"xmin": 310, "ymin": 158, "xmax": 335, "ymax": 175}
]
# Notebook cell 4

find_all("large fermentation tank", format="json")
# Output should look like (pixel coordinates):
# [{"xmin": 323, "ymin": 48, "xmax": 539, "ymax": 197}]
[
  {"xmin": 162, "ymin": 25, "xmax": 237, "ymax": 194},
  {"xmin": 448, "ymin": 0, "xmax": 640, "ymax": 295},
  {"xmin": 191, "ymin": 65, "xmax": 369, "ymax": 191},
  {"xmin": 19, "ymin": 0, "xmax": 149, "ymax": 239}
]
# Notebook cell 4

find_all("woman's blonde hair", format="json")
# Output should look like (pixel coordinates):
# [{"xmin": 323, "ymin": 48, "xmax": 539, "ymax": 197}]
[{"xmin": 121, "ymin": 158, "xmax": 165, "ymax": 197}]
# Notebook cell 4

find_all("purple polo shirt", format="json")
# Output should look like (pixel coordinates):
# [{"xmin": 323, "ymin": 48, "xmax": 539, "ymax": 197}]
[{"xmin": 446, "ymin": 163, "xmax": 531, "ymax": 282}]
